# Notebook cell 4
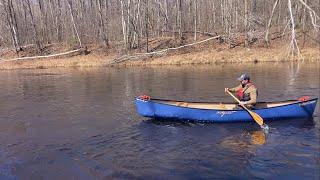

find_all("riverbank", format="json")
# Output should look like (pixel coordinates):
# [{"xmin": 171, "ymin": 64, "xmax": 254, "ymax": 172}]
[
  {"xmin": 0, "ymin": 38, "xmax": 319, "ymax": 70},
  {"xmin": 122, "ymin": 44, "xmax": 320, "ymax": 66}
]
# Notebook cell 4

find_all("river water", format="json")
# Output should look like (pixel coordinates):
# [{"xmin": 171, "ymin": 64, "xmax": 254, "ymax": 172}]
[{"xmin": 0, "ymin": 62, "xmax": 319, "ymax": 179}]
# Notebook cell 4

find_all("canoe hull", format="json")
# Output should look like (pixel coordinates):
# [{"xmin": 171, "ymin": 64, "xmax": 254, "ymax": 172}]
[{"xmin": 134, "ymin": 98, "xmax": 318, "ymax": 123}]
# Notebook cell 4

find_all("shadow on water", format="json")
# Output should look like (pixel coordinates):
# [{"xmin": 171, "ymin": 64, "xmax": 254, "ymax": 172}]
[
  {"xmin": 140, "ymin": 117, "xmax": 318, "ymax": 146},
  {"xmin": 141, "ymin": 119, "xmax": 266, "ymax": 152},
  {"xmin": 143, "ymin": 116, "xmax": 317, "ymax": 129}
]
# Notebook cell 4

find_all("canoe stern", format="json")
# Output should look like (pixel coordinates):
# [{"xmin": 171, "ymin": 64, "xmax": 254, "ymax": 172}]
[
  {"xmin": 297, "ymin": 98, "xmax": 318, "ymax": 117},
  {"xmin": 135, "ymin": 98, "xmax": 155, "ymax": 117}
]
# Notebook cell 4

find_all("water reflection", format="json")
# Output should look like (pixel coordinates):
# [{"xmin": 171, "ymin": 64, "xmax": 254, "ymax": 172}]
[
  {"xmin": 0, "ymin": 62, "xmax": 319, "ymax": 179},
  {"xmin": 218, "ymin": 129, "xmax": 267, "ymax": 152},
  {"xmin": 250, "ymin": 131, "xmax": 266, "ymax": 145}
]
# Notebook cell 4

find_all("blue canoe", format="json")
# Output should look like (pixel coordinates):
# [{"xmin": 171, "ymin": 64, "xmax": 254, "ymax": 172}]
[{"xmin": 134, "ymin": 96, "xmax": 318, "ymax": 123}]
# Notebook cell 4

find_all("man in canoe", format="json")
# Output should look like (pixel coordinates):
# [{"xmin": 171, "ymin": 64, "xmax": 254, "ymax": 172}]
[{"xmin": 225, "ymin": 74, "xmax": 257, "ymax": 108}]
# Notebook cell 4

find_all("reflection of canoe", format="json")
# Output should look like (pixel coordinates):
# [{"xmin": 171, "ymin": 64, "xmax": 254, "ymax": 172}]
[{"xmin": 134, "ymin": 97, "xmax": 318, "ymax": 123}]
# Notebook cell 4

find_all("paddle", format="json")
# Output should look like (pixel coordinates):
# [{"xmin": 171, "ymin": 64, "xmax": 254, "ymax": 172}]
[{"xmin": 226, "ymin": 90, "xmax": 268, "ymax": 130}]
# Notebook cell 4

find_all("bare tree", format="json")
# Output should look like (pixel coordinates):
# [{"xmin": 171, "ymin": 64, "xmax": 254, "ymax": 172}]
[
  {"xmin": 145, "ymin": 0, "xmax": 148, "ymax": 52},
  {"xmin": 0, "ymin": 0, "xmax": 318, "ymax": 58},
  {"xmin": 244, "ymin": 0, "xmax": 249, "ymax": 47},
  {"xmin": 120, "ymin": 0, "xmax": 127, "ymax": 51},
  {"xmin": 97, "ymin": 0, "xmax": 109, "ymax": 47},
  {"xmin": 265, "ymin": 0, "xmax": 279, "ymax": 46},
  {"xmin": 2, "ymin": 0, "xmax": 21, "ymax": 53},
  {"xmin": 67, "ymin": 0, "xmax": 82, "ymax": 48},
  {"xmin": 25, "ymin": 0, "xmax": 42, "ymax": 52},
  {"xmin": 287, "ymin": 0, "xmax": 301, "ymax": 59},
  {"xmin": 193, "ymin": 0, "xmax": 197, "ymax": 41}
]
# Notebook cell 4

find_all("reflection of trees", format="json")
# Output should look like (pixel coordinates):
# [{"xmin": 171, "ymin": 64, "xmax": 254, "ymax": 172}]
[
  {"xmin": 285, "ymin": 62, "xmax": 320, "ymax": 98},
  {"xmin": 285, "ymin": 62, "xmax": 301, "ymax": 95},
  {"xmin": 20, "ymin": 74, "xmax": 57, "ymax": 101}
]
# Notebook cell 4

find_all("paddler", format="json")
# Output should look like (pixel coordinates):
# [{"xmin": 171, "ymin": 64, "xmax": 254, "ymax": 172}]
[{"xmin": 225, "ymin": 74, "xmax": 258, "ymax": 108}]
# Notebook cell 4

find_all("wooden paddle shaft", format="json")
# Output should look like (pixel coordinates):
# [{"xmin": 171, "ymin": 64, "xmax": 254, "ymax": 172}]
[
  {"xmin": 226, "ymin": 90, "xmax": 249, "ymax": 110},
  {"xmin": 227, "ymin": 90, "xmax": 264, "ymax": 126}
]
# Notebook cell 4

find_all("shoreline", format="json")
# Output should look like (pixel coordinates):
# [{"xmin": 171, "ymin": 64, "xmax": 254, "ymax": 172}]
[{"xmin": 0, "ymin": 45, "xmax": 319, "ymax": 70}]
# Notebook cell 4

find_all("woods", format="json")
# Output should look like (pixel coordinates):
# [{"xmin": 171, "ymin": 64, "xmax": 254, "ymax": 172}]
[{"xmin": 0, "ymin": 0, "xmax": 319, "ymax": 57}]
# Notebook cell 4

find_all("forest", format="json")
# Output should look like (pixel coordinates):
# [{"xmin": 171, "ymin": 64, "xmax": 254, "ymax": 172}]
[{"xmin": 0, "ymin": 0, "xmax": 319, "ymax": 62}]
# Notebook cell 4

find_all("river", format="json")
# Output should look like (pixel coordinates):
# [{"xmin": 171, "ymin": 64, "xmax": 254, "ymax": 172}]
[{"xmin": 0, "ymin": 62, "xmax": 319, "ymax": 179}]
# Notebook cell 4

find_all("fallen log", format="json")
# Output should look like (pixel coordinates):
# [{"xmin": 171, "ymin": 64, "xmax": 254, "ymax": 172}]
[
  {"xmin": 111, "ymin": 35, "xmax": 221, "ymax": 64},
  {"xmin": 0, "ymin": 48, "xmax": 89, "ymax": 62},
  {"xmin": 161, "ymin": 30, "xmax": 217, "ymax": 37}
]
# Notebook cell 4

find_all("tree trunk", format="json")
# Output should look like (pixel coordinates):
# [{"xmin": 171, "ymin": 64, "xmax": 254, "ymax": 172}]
[
  {"xmin": 120, "ymin": 0, "xmax": 127, "ymax": 52},
  {"xmin": 3, "ymin": 0, "xmax": 21, "ymax": 53},
  {"xmin": 25, "ymin": 0, "xmax": 42, "ymax": 52},
  {"xmin": 178, "ymin": 0, "xmax": 182, "ymax": 44},
  {"xmin": 38, "ymin": 0, "xmax": 50, "ymax": 44},
  {"xmin": 165, "ymin": 0, "xmax": 169, "ymax": 34},
  {"xmin": 145, "ymin": 0, "xmax": 149, "ymax": 52},
  {"xmin": 264, "ymin": 0, "xmax": 279, "ymax": 46},
  {"xmin": 67, "ymin": 0, "xmax": 82, "ymax": 48},
  {"xmin": 288, "ymin": 0, "xmax": 301, "ymax": 59},
  {"xmin": 194, "ymin": 0, "xmax": 197, "ymax": 41},
  {"xmin": 136, "ymin": 0, "xmax": 141, "ymax": 51},
  {"xmin": 244, "ymin": 0, "xmax": 249, "ymax": 47},
  {"xmin": 97, "ymin": 0, "xmax": 109, "ymax": 47},
  {"xmin": 56, "ymin": 0, "xmax": 62, "ymax": 42}
]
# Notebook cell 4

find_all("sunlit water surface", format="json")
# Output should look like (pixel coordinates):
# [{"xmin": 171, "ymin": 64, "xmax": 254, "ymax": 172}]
[{"xmin": 0, "ymin": 62, "xmax": 319, "ymax": 179}]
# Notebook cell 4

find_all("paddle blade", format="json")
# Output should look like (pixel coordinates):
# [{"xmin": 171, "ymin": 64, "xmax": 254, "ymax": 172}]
[{"xmin": 248, "ymin": 111, "xmax": 264, "ymax": 126}]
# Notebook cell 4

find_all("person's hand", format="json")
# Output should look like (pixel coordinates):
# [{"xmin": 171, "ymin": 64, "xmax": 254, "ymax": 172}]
[
  {"xmin": 239, "ymin": 101, "xmax": 247, "ymax": 105},
  {"xmin": 225, "ymin": 88, "xmax": 229, "ymax": 92}
]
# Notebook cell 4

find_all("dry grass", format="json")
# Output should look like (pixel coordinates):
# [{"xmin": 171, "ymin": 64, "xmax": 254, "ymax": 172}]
[
  {"xmin": 122, "ymin": 43, "xmax": 320, "ymax": 66},
  {"xmin": 0, "ymin": 37, "xmax": 319, "ymax": 70},
  {"xmin": 0, "ymin": 53, "xmax": 116, "ymax": 70}
]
